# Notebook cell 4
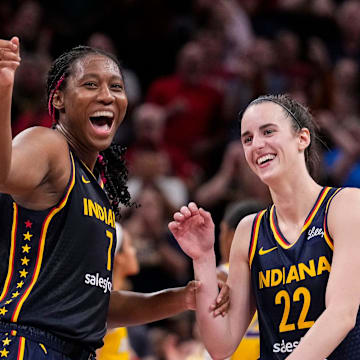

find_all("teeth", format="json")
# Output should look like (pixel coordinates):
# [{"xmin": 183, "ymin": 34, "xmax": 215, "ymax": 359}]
[
  {"xmin": 257, "ymin": 154, "xmax": 275, "ymax": 165},
  {"xmin": 90, "ymin": 111, "xmax": 114, "ymax": 118}
]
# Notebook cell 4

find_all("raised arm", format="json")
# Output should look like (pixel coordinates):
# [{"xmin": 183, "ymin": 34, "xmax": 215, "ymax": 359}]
[
  {"xmin": 286, "ymin": 188, "xmax": 360, "ymax": 359},
  {"xmin": 0, "ymin": 37, "xmax": 20, "ymax": 184},
  {"xmin": 0, "ymin": 37, "xmax": 70, "ymax": 207},
  {"xmin": 168, "ymin": 202, "xmax": 256, "ymax": 359}
]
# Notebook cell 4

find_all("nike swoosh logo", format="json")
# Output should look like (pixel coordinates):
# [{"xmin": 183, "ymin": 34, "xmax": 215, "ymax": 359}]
[
  {"xmin": 82, "ymin": 176, "xmax": 90, "ymax": 184},
  {"xmin": 259, "ymin": 246, "xmax": 277, "ymax": 255}
]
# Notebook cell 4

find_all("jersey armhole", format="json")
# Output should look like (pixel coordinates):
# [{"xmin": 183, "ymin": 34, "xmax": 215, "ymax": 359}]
[
  {"xmin": 323, "ymin": 188, "xmax": 343, "ymax": 250},
  {"xmin": 248, "ymin": 209, "xmax": 267, "ymax": 268}
]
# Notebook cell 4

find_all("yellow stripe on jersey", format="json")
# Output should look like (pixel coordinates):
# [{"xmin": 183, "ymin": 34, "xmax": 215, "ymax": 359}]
[
  {"xmin": 0, "ymin": 203, "xmax": 18, "ymax": 302},
  {"xmin": 249, "ymin": 210, "xmax": 266, "ymax": 268},
  {"xmin": 12, "ymin": 153, "xmax": 76, "ymax": 322},
  {"xmin": 17, "ymin": 337, "xmax": 25, "ymax": 360},
  {"xmin": 302, "ymin": 187, "xmax": 331, "ymax": 232},
  {"xmin": 270, "ymin": 187, "xmax": 331, "ymax": 249},
  {"xmin": 323, "ymin": 188, "xmax": 342, "ymax": 251}
]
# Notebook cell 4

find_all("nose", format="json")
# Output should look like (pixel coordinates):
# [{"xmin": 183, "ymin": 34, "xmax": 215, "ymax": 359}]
[
  {"xmin": 97, "ymin": 84, "xmax": 115, "ymax": 104},
  {"xmin": 252, "ymin": 134, "xmax": 265, "ymax": 149}
]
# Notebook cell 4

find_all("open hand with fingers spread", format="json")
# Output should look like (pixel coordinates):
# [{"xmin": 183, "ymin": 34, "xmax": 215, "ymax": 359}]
[
  {"xmin": 168, "ymin": 202, "xmax": 215, "ymax": 261},
  {"xmin": 0, "ymin": 37, "xmax": 21, "ymax": 88}
]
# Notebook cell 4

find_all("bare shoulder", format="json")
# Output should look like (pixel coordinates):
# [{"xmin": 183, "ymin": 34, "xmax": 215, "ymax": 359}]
[
  {"xmin": 4, "ymin": 126, "xmax": 71, "ymax": 207},
  {"xmin": 13, "ymin": 126, "xmax": 68, "ymax": 152},
  {"xmin": 327, "ymin": 187, "xmax": 360, "ymax": 239},
  {"xmin": 328, "ymin": 187, "xmax": 360, "ymax": 214}
]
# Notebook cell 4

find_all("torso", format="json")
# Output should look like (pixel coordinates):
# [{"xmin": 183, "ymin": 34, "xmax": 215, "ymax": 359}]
[
  {"xmin": 0, "ymin": 152, "xmax": 116, "ymax": 349},
  {"xmin": 248, "ymin": 186, "xmax": 360, "ymax": 359}
]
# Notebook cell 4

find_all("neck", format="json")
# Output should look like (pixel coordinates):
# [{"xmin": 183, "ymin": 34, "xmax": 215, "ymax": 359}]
[
  {"xmin": 269, "ymin": 172, "xmax": 322, "ymax": 226},
  {"xmin": 55, "ymin": 124, "xmax": 99, "ymax": 171}
]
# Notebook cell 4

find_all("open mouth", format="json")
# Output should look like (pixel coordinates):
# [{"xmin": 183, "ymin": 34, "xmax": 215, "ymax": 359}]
[
  {"xmin": 89, "ymin": 111, "xmax": 114, "ymax": 132},
  {"xmin": 257, "ymin": 154, "xmax": 276, "ymax": 165}
]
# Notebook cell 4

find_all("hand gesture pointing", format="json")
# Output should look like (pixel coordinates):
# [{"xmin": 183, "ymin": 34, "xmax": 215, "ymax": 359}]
[
  {"xmin": 168, "ymin": 202, "xmax": 215, "ymax": 260},
  {"xmin": 0, "ymin": 37, "xmax": 21, "ymax": 88}
]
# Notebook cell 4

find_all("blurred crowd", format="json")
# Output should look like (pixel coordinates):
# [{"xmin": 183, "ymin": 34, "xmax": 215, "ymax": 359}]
[{"xmin": 2, "ymin": 0, "xmax": 360, "ymax": 358}]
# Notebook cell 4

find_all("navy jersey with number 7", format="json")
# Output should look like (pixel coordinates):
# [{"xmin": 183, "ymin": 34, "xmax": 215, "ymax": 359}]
[{"xmin": 0, "ymin": 151, "xmax": 116, "ymax": 350}]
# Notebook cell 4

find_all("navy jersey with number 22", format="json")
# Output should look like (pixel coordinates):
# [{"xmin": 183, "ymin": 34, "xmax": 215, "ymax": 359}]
[{"xmin": 249, "ymin": 186, "xmax": 360, "ymax": 360}]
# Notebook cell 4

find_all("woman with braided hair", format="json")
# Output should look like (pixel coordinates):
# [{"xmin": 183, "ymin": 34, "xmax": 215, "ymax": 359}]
[{"xmin": 0, "ymin": 37, "xmax": 229, "ymax": 360}]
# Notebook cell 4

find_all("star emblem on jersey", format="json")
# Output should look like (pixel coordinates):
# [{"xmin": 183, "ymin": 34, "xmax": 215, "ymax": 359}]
[
  {"xmin": 21, "ymin": 257, "xmax": 29, "ymax": 266},
  {"xmin": 0, "ymin": 348, "xmax": 9, "ymax": 357},
  {"xmin": 24, "ymin": 220, "xmax": 32, "ymax": 228},
  {"xmin": 22, "ymin": 244, "xmax": 31, "ymax": 253},
  {"xmin": 19, "ymin": 269, "xmax": 28, "ymax": 278},
  {"xmin": 2, "ymin": 338, "xmax": 10, "ymax": 346},
  {"xmin": 0, "ymin": 307, "xmax": 8, "ymax": 316},
  {"xmin": 82, "ymin": 175, "xmax": 90, "ymax": 184},
  {"xmin": 259, "ymin": 246, "xmax": 277, "ymax": 255},
  {"xmin": 23, "ymin": 231, "xmax": 33, "ymax": 241}
]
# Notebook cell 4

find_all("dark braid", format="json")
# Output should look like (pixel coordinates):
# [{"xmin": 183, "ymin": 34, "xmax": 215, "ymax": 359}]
[
  {"xmin": 96, "ymin": 144, "xmax": 133, "ymax": 220},
  {"xmin": 46, "ymin": 45, "xmax": 132, "ymax": 218}
]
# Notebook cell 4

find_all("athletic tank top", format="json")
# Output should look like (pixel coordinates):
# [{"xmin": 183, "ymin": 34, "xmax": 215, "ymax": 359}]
[
  {"xmin": 249, "ymin": 186, "xmax": 360, "ymax": 359},
  {"xmin": 0, "ymin": 152, "xmax": 116, "ymax": 349}
]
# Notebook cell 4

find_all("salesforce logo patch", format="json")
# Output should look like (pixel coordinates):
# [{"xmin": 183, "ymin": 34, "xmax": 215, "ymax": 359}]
[
  {"xmin": 84, "ymin": 273, "xmax": 112, "ymax": 293},
  {"xmin": 273, "ymin": 339, "xmax": 327, "ymax": 359}
]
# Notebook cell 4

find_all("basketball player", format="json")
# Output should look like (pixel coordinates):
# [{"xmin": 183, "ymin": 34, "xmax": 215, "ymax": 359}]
[
  {"xmin": 169, "ymin": 94, "xmax": 360, "ymax": 359},
  {"xmin": 0, "ymin": 37, "xmax": 228, "ymax": 360}
]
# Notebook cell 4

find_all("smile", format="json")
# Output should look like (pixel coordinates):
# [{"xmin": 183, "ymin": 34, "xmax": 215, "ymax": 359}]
[
  {"xmin": 89, "ymin": 110, "xmax": 114, "ymax": 132},
  {"xmin": 256, "ymin": 154, "xmax": 276, "ymax": 165}
]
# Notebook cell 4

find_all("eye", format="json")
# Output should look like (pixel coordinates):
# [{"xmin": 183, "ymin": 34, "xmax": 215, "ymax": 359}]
[
  {"xmin": 243, "ymin": 136, "xmax": 252, "ymax": 144},
  {"xmin": 84, "ymin": 81, "xmax": 97, "ymax": 88},
  {"xmin": 264, "ymin": 128, "xmax": 274, "ymax": 135},
  {"xmin": 111, "ymin": 83, "xmax": 124, "ymax": 91}
]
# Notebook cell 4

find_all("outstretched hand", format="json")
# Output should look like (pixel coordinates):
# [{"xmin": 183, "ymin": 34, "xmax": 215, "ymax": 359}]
[
  {"xmin": 168, "ymin": 202, "xmax": 215, "ymax": 260},
  {"xmin": 0, "ymin": 37, "xmax": 21, "ymax": 88}
]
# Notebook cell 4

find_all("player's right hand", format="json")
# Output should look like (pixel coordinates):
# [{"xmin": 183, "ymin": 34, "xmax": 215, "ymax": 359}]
[
  {"xmin": 168, "ymin": 202, "xmax": 215, "ymax": 261},
  {"xmin": 0, "ymin": 37, "xmax": 21, "ymax": 88}
]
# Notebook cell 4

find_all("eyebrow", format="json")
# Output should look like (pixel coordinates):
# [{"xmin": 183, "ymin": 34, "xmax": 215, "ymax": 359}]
[
  {"xmin": 80, "ymin": 73, "xmax": 123, "ymax": 81},
  {"xmin": 241, "ymin": 123, "xmax": 278, "ymax": 138}
]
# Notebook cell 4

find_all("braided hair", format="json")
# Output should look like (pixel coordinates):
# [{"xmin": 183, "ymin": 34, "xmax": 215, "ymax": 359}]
[{"xmin": 46, "ymin": 45, "xmax": 132, "ymax": 219}]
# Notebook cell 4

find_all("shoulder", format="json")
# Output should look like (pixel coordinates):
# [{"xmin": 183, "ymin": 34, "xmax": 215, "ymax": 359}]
[
  {"xmin": 13, "ymin": 126, "xmax": 69, "ymax": 164},
  {"xmin": 328, "ymin": 187, "xmax": 360, "ymax": 213},
  {"xmin": 327, "ymin": 187, "xmax": 360, "ymax": 239},
  {"xmin": 13, "ymin": 126, "xmax": 67, "ymax": 147}
]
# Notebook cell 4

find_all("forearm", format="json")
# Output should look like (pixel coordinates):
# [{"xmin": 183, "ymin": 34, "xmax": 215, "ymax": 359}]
[
  {"xmin": 193, "ymin": 252, "xmax": 236, "ymax": 359},
  {"xmin": 286, "ymin": 306, "xmax": 355, "ymax": 360},
  {"xmin": 107, "ymin": 287, "xmax": 188, "ymax": 328},
  {"xmin": 0, "ymin": 84, "xmax": 14, "ymax": 184}
]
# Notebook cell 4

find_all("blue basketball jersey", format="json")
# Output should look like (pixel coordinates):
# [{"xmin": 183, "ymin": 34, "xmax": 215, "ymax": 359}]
[
  {"xmin": 0, "ymin": 152, "xmax": 116, "ymax": 349},
  {"xmin": 249, "ymin": 186, "xmax": 360, "ymax": 359}
]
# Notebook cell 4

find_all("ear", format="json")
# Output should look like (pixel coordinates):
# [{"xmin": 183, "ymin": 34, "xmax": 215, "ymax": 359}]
[
  {"xmin": 298, "ymin": 128, "xmax": 311, "ymax": 152},
  {"xmin": 52, "ymin": 90, "xmax": 65, "ymax": 111}
]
